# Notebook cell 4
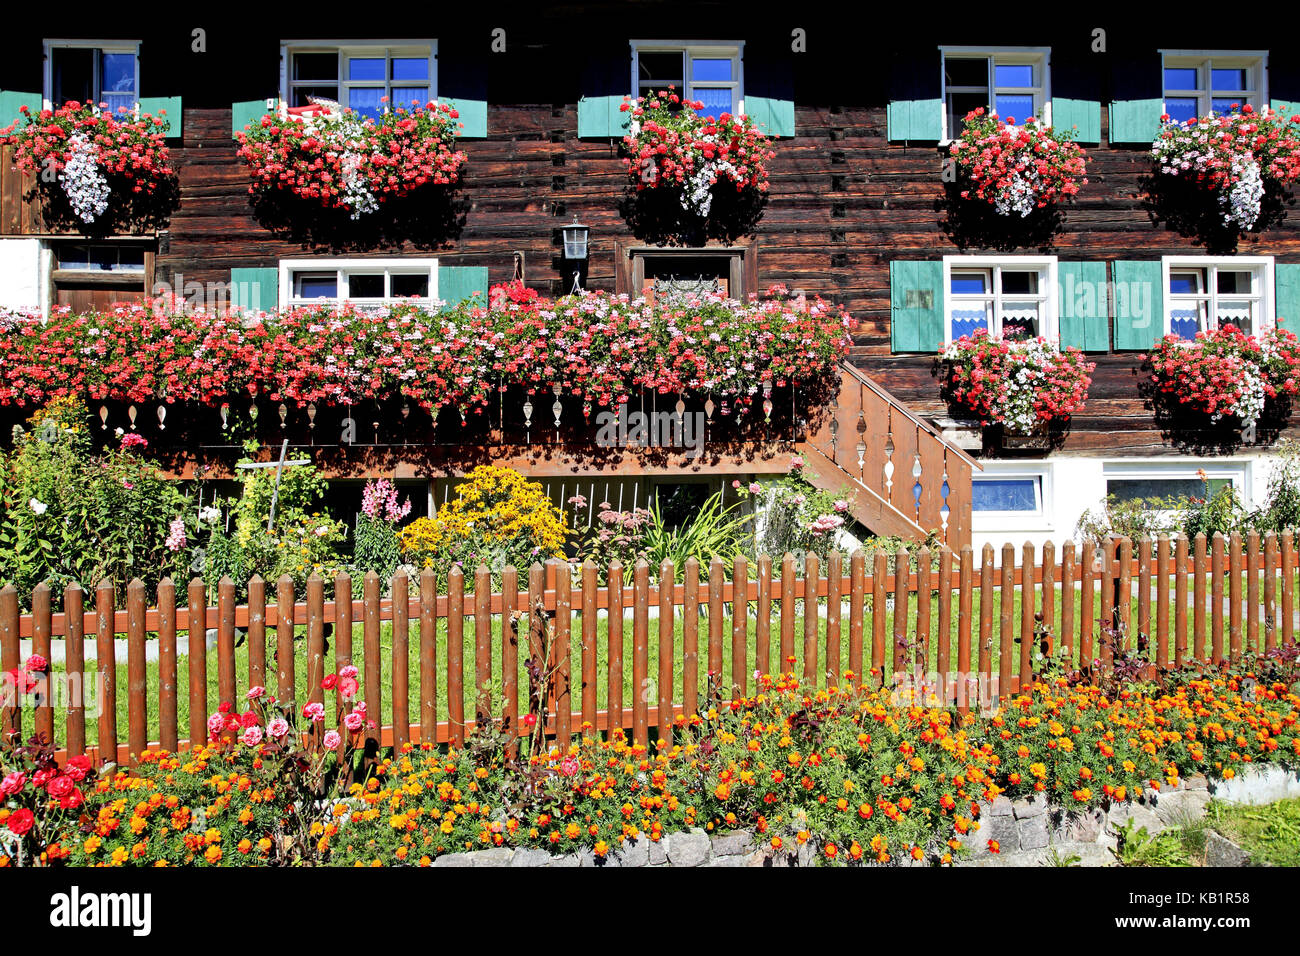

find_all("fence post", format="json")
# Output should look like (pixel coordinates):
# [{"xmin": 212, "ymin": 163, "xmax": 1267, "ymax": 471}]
[
  {"xmin": 275, "ymin": 575, "xmax": 295, "ymax": 714},
  {"xmin": 335, "ymin": 572, "xmax": 353, "ymax": 728},
  {"xmin": 892, "ymin": 548, "xmax": 910, "ymax": 678},
  {"xmin": 632, "ymin": 559, "xmax": 649, "ymax": 747},
  {"xmin": 1174, "ymin": 535, "xmax": 1188, "ymax": 667},
  {"xmin": 606, "ymin": 560, "xmax": 624, "ymax": 736},
  {"xmin": 95, "ymin": 580, "xmax": 117, "ymax": 765},
  {"xmin": 65, "ymin": 584, "xmax": 86, "ymax": 759},
  {"xmin": 1060, "ymin": 542, "xmax": 1076, "ymax": 664},
  {"xmin": 848, "ymin": 551, "xmax": 865, "ymax": 684},
  {"xmin": 978, "ymin": 544, "xmax": 994, "ymax": 705},
  {"xmin": 956, "ymin": 546, "xmax": 972, "ymax": 714},
  {"xmin": 1080, "ymin": 539, "xmax": 1095, "ymax": 669},
  {"xmin": 246, "ymin": 575, "xmax": 266, "ymax": 708},
  {"xmin": 127, "ymin": 578, "xmax": 148, "ymax": 763},
  {"xmin": 580, "ymin": 560, "xmax": 597, "ymax": 733},
  {"xmin": 756, "ymin": 555, "xmax": 772, "ymax": 679},
  {"xmin": 1156, "ymin": 535, "xmax": 1170, "ymax": 670},
  {"xmin": 1041, "ymin": 541, "xmax": 1055, "ymax": 662},
  {"xmin": 446, "ymin": 567, "xmax": 464, "ymax": 749},
  {"xmin": 0, "ymin": 585, "xmax": 18, "ymax": 745},
  {"xmin": 683, "ymin": 558, "xmax": 699, "ymax": 716},
  {"xmin": 1193, "ymin": 533, "xmax": 1207, "ymax": 661},
  {"xmin": 31, "ymin": 583, "xmax": 53, "ymax": 748},
  {"xmin": 1211, "ymin": 534, "xmax": 1226, "ymax": 664},
  {"xmin": 825, "ymin": 551, "xmax": 841, "ymax": 687},
  {"xmin": 804, "ymin": 552, "xmax": 820, "ymax": 684},
  {"xmin": 1264, "ymin": 532, "xmax": 1278, "ymax": 652},
  {"xmin": 1246, "ymin": 530, "xmax": 1260, "ymax": 656},
  {"xmin": 657, "ymin": 559, "xmax": 675, "ymax": 744},
  {"xmin": 780, "ymin": 553, "xmax": 796, "ymax": 670},
  {"xmin": 157, "ymin": 577, "xmax": 177, "ymax": 753},
  {"xmin": 915, "ymin": 547, "xmax": 931, "ymax": 677},
  {"xmin": 502, "ymin": 565, "xmax": 519, "ymax": 742},
  {"xmin": 393, "ymin": 570, "xmax": 411, "ymax": 750},
  {"xmin": 218, "ymin": 576, "xmax": 237, "ymax": 713},
  {"xmin": 1229, "ymin": 532, "xmax": 1243, "ymax": 660},
  {"xmin": 733, "ymin": 555, "xmax": 750, "ymax": 697},
  {"xmin": 1283, "ymin": 531, "xmax": 1295, "ymax": 647},
  {"xmin": 473, "ymin": 565, "xmax": 490, "ymax": 732},
  {"xmin": 420, "ymin": 567, "xmax": 437, "ymax": 745},
  {"xmin": 553, "ymin": 560, "xmax": 572, "ymax": 749},
  {"xmin": 188, "ymin": 578, "xmax": 207, "ymax": 750},
  {"xmin": 1019, "ymin": 542, "xmax": 1034, "ymax": 690},
  {"xmin": 708, "ymin": 556, "xmax": 724, "ymax": 692},
  {"xmin": 998, "ymin": 544, "xmax": 1014, "ymax": 701}
]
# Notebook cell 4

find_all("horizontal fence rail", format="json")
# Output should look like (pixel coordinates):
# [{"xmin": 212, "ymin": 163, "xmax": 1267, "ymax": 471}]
[{"xmin": 1, "ymin": 530, "xmax": 1296, "ymax": 767}]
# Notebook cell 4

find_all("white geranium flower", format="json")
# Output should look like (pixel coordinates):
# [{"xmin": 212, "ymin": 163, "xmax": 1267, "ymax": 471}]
[{"xmin": 29, "ymin": 497, "xmax": 47, "ymax": 515}]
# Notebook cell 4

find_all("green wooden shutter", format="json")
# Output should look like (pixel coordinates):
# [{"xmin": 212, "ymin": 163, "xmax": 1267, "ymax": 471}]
[
  {"xmin": 1109, "ymin": 56, "xmax": 1163, "ymax": 144},
  {"xmin": 438, "ymin": 44, "xmax": 487, "ymax": 138},
  {"xmin": 1275, "ymin": 263, "xmax": 1300, "ymax": 335},
  {"xmin": 437, "ymin": 265, "xmax": 489, "ymax": 308},
  {"xmin": 742, "ymin": 45, "xmax": 795, "ymax": 138},
  {"xmin": 138, "ymin": 96, "xmax": 182, "ymax": 139},
  {"xmin": 0, "ymin": 90, "xmax": 41, "ymax": 128},
  {"xmin": 231, "ymin": 99, "xmax": 275, "ymax": 140},
  {"xmin": 229, "ymin": 267, "xmax": 279, "ymax": 313},
  {"xmin": 1112, "ymin": 260, "xmax": 1163, "ymax": 350},
  {"xmin": 1056, "ymin": 261, "xmax": 1109, "ymax": 350},
  {"xmin": 889, "ymin": 260, "xmax": 944, "ymax": 352},
  {"xmin": 887, "ymin": 56, "xmax": 941, "ymax": 143},
  {"xmin": 1051, "ymin": 98, "xmax": 1100, "ymax": 145},
  {"xmin": 577, "ymin": 47, "xmax": 631, "ymax": 138}
]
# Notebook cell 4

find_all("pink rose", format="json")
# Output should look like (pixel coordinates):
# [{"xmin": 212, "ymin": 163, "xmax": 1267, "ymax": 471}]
[
  {"xmin": 560, "ymin": 755, "xmax": 581, "ymax": 777},
  {"xmin": 240, "ymin": 726, "xmax": 263, "ymax": 747},
  {"xmin": 323, "ymin": 730, "xmax": 342, "ymax": 750},
  {"xmin": 339, "ymin": 676, "xmax": 359, "ymax": 700},
  {"xmin": 0, "ymin": 771, "xmax": 25, "ymax": 796},
  {"xmin": 339, "ymin": 665, "xmax": 358, "ymax": 680},
  {"xmin": 24, "ymin": 654, "xmax": 48, "ymax": 673},
  {"xmin": 207, "ymin": 713, "xmax": 227, "ymax": 739},
  {"xmin": 246, "ymin": 685, "xmax": 265, "ymax": 701},
  {"xmin": 267, "ymin": 717, "xmax": 290, "ymax": 739},
  {"xmin": 302, "ymin": 702, "xmax": 325, "ymax": 723},
  {"xmin": 343, "ymin": 710, "xmax": 364, "ymax": 732}
]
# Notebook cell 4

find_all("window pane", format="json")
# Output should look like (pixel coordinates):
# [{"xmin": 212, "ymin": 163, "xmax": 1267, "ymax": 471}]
[
  {"xmin": 1107, "ymin": 477, "xmax": 1230, "ymax": 505},
  {"xmin": 1169, "ymin": 270, "xmax": 1205, "ymax": 295},
  {"xmin": 948, "ymin": 91, "xmax": 988, "ymax": 130},
  {"xmin": 1000, "ymin": 271, "xmax": 1038, "ymax": 295},
  {"xmin": 639, "ymin": 51, "xmax": 684, "ymax": 85},
  {"xmin": 390, "ymin": 87, "xmax": 429, "ymax": 109},
  {"xmin": 347, "ymin": 274, "xmax": 386, "ymax": 298},
  {"xmin": 994, "ymin": 94, "xmax": 1034, "ymax": 122},
  {"xmin": 295, "ymin": 274, "xmax": 338, "ymax": 299},
  {"xmin": 391, "ymin": 273, "xmax": 430, "ymax": 298},
  {"xmin": 293, "ymin": 87, "xmax": 339, "ymax": 107},
  {"xmin": 348, "ymin": 57, "xmax": 386, "ymax": 82},
  {"xmin": 691, "ymin": 57, "xmax": 733, "ymax": 83},
  {"xmin": 1000, "ymin": 304, "xmax": 1040, "ymax": 339},
  {"xmin": 1217, "ymin": 270, "xmax": 1252, "ymax": 295},
  {"xmin": 114, "ymin": 246, "xmax": 145, "ymax": 271},
  {"xmin": 1211, "ymin": 98, "xmax": 1246, "ymax": 114},
  {"xmin": 348, "ymin": 87, "xmax": 385, "ymax": 119},
  {"xmin": 993, "ymin": 63, "xmax": 1034, "ymax": 88},
  {"xmin": 972, "ymin": 478, "xmax": 1038, "ymax": 512},
  {"xmin": 101, "ymin": 53, "xmax": 135, "ymax": 94},
  {"xmin": 392, "ymin": 57, "xmax": 429, "ymax": 82},
  {"xmin": 945, "ymin": 57, "xmax": 988, "ymax": 88},
  {"xmin": 692, "ymin": 87, "xmax": 733, "ymax": 118},
  {"xmin": 951, "ymin": 305, "xmax": 991, "ymax": 338},
  {"xmin": 1170, "ymin": 303, "xmax": 1206, "ymax": 340},
  {"xmin": 294, "ymin": 52, "xmax": 339, "ymax": 82},
  {"xmin": 52, "ymin": 48, "xmax": 94, "ymax": 105},
  {"xmin": 1211, "ymin": 68, "xmax": 1249, "ymax": 91},
  {"xmin": 56, "ymin": 244, "xmax": 90, "ymax": 269},
  {"xmin": 1164, "ymin": 98, "xmax": 1199, "ymax": 123},
  {"xmin": 1163, "ymin": 67, "xmax": 1200, "ymax": 91},
  {"xmin": 951, "ymin": 272, "xmax": 989, "ymax": 294}
]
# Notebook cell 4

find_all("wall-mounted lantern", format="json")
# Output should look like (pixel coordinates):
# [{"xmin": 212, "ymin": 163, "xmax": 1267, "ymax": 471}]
[{"xmin": 560, "ymin": 216, "xmax": 589, "ymax": 293}]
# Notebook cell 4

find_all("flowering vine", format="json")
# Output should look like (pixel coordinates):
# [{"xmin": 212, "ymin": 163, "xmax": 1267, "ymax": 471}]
[
  {"xmin": 1151, "ymin": 105, "xmax": 1300, "ymax": 232},
  {"xmin": 1146, "ymin": 324, "xmax": 1300, "ymax": 429},
  {"xmin": 236, "ymin": 99, "xmax": 466, "ymax": 218},
  {"xmin": 949, "ymin": 109, "xmax": 1089, "ymax": 217},
  {"xmin": 940, "ymin": 331, "xmax": 1095, "ymax": 433}
]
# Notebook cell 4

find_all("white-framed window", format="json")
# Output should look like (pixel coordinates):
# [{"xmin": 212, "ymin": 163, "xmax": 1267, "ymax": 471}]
[
  {"xmin": 940, "ymin": 47, "xmax": 1050, "ymax": 141},
  {"xmin": 279, "ymin": 258, "xmax": 438, "ymax": 310},
  {"xmin": 1162, "ymin": 256, "xmax": 1273, "ymax": 340},
  {"xmin": 630, "ymin": 41, "xmax": 744, "ymax": 119},
  {"xmin": 280, "ymin": 40, "xmax": 436, "ymax": 119},
  {"xmin": 43, "ymin": 39, "xmax": 141, "ymax": 115},
  {"xmin": 971, "ymin": 462, "xmax": 1053, "ymax": 532},
  {"xmin": 943, "ymin": 255, "xmax": 1058, "ymax": 343},
  {"xmin": 1160, "ymin": 51, "xmax": 1266, "ymax": 124},
  {"xmin": 1102, "ymin": 460, "xmax": 1250, "ymax": 511}
]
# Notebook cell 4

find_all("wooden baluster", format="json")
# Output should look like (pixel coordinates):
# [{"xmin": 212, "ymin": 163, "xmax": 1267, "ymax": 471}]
[
  {"xmin": 827, "ymin": 551, "xmax": 843, "ymax": 687},
  {"xmin": 580, "ymin": 561, "xmax": 597, "ymax": 733},
  {"xmin": 1283, "ymin": 532, "xmax": 1295, "ymax": 648},
  {"xmin": 32, "ymin": 583, "xmax": 54, "ymax": 749},
  {"xmin": 1155, "ymin": 535, "xmax": 1170, "ymax": 670},
  {"xmin": 683, "ymin": 558, "xmax": 700, "ymax": 716},
  {"xmin": 1080, "ymin": 540, "xmax": 1096, "ymax": 671},
  {"xmin": 1211, "ymin": 534, "xmax": 1226, "ymax": 664},
  {"xmin": 188, "ymin": 578, "xmax": 209, "ymax": 750},
  {"xmin": 872, "ymin": 550, "xmax": 888, "ymax": 685},
  {"xmin": 955, "ymin": 546, "xmax": 972, "ymax": 713},
  {"xmin": 999, "ymin": 543, "xmax": 1014, "ymax": 701},
  {"xmin": 1174, "ymin": 535, "xmax": 1189, "ymax": 668},
  {"xmin": 246, "ymin": 576, "xmax": 266, "ymax": 711},
  {"xmin": 893, "ymin": 549, "xmax": 910, "ymax": 679},
  {"xmin": 95, "ymin": 580, "xmax": 117, "ymax": 765},
  {"xmin": 708, "ymin": 556, "xmax": 724, "ymax": 689},
  {"xmin": 915, "ymin": 547, "xmax": 932, "ymax": 679},
  {"xmin": 1193, "ymin": 533, "xmax": 1208, "ymax": 661},
  {"xmin": 554, "ymin": 561, "xmax": 572, "ymax": 749},
  {"xmin": 1019, "ymin": 542, "xmax": 1034, "ymax": 690},
  {"xmin": 65, "ymin": 584, "xmax": 86, "ymax": 759},
  {"xmin": 334, "ymin": 572, "xmax": 353, "ymax": 728},
  {"xmin": 779, "ymin": 553, "xmax": 796, "ymax": 671},
  {"xmin": 1264, "ymin": 533, "xmax": 1278, "ymax": 652},
  {"xmin": 0, "ymin": 585, "xmax": 20, "ymax": 745},
  {"xmin": 1137, "ymin": 536, "xmax": 1152, "ymax": 660},
  {"xmin": 1229, "ymin": 532, "xmax": 1243, "ymax": 661},
  {"xmin": 1245, "ymin": 530, "xmax": 1260, "ymax": 657},
  {"xmin": 394, "ymin": 570, "xmax": 412, "ymax": 750},
  {"xmin": 305, "ymin": 574, "xmax": 325, "ymax": 746},
  {"xmin": 848, "ymin": 551, "xmax": 865, "ymax": 684},
  {"xmin": 275, "ymin": 575, "xmax": 295, "ymax": 714},
  {"xmin": 446, "ymin": 567, "xmax": 464, "ymax": 748},
  {"xmin": 1060, "ymin": 542, "xmax": 1076, "ymax": 664},
  {"xmin": 756, "ymin": 555, "xmax": 772, "ymax": 679},
  {"xmin": 1041, "ymin": 541, "xmax": 1056, "ymax": 662},
  {"xmin": 419, "ymin": 567, "xmax": 437, "ymax": 745},
  {"xmin": 978, "ymin": 544, "xmax": 994, "ymax": 708},
  {"xmin": 218, "ymin": 576, "xmax": 237, "ymax": 713},
  {"xmin": 502, "ymin": 566, "xmax": 519, "ymax": 743}
]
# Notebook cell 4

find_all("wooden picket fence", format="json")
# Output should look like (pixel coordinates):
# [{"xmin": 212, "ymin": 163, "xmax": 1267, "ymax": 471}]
[{"xmin": 1, "ymin": 530, "xmax": 1297, "ymax": 767}]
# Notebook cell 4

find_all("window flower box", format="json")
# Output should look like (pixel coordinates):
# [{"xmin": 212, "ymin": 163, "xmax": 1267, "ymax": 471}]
[
  {"xmin": 948, "ymin": 108, "xmax": 1089, "ymax": 218},
  {"xmin": 619, "ymin": 88, "xmax": 775, "ymax": 244},
  {"xmin": 0, "ymin": 100, "xmax": 177, "ymax": 230},
  {"xmin": 1145, "ymin": 324, "xmax": 1300, "ymax": 431},
  {"xmin": 939, "ymin": 331, "xmax": 1095, "ymax": 437},
  {"xmin": 1150, "ymin": 105, "xmax": 1300, "ymax": 234},
  {"xmin": 236, "ymin": 99, "xmax": 466, "ymax": 220}
]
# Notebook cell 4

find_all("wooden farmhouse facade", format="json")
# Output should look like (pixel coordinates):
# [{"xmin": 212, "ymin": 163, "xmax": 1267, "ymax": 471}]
[{"xmin": 3, "ymin": 4, "xmax": 1300, "ymax": 552}]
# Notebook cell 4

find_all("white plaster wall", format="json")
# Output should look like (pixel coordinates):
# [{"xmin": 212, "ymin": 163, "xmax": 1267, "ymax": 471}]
[
  {"xmin": 0, "ymin": 238, "xmax": 46, "ymax": 312},
  {"xmin": 971, "ymin": 451, "xmax": 1291, "ymax": 556}
]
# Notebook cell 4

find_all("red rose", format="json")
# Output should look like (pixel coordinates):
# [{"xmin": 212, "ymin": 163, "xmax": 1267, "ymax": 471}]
[{"xmin": 6, "ymin": 808, "xmax": 34, "ymax": 836}]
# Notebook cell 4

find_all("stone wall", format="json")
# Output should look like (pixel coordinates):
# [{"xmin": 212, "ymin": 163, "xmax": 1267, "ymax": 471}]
[{"xmin": 427, "ymin": 765, "xmax": 1300, "ymax": 867}]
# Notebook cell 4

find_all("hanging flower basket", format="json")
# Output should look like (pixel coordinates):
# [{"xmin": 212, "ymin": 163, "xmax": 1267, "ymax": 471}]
[
  {"xmin": 939, "ymin": 331, "xmax": 1095, "ymax": 436},
  {"xmin": 619, "ymin": 88, "xmax": 774, "ymax": 244},
  {"xmin": 948, "ymin": 109, "xmax": 1089, "ymax": 218},
  {"xmin": 1150, "ymin": 105, "xmax": 1300, "ymax": 233},
  {"xmin": 1, "ymin": 101, "xmax": 178, "ymax": 229},
  {"xmin": 236, "ymin": 99, "xmax": 467, "ymax": 220},
  {"xmin": 1146, "ymin": 324, "xmax": 1300, "ymax": 431}
]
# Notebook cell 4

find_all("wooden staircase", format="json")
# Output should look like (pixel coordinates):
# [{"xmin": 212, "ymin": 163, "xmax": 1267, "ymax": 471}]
[{"xmin": 796, "ymin": 362, "xmax": 980, "ymax": 551}]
